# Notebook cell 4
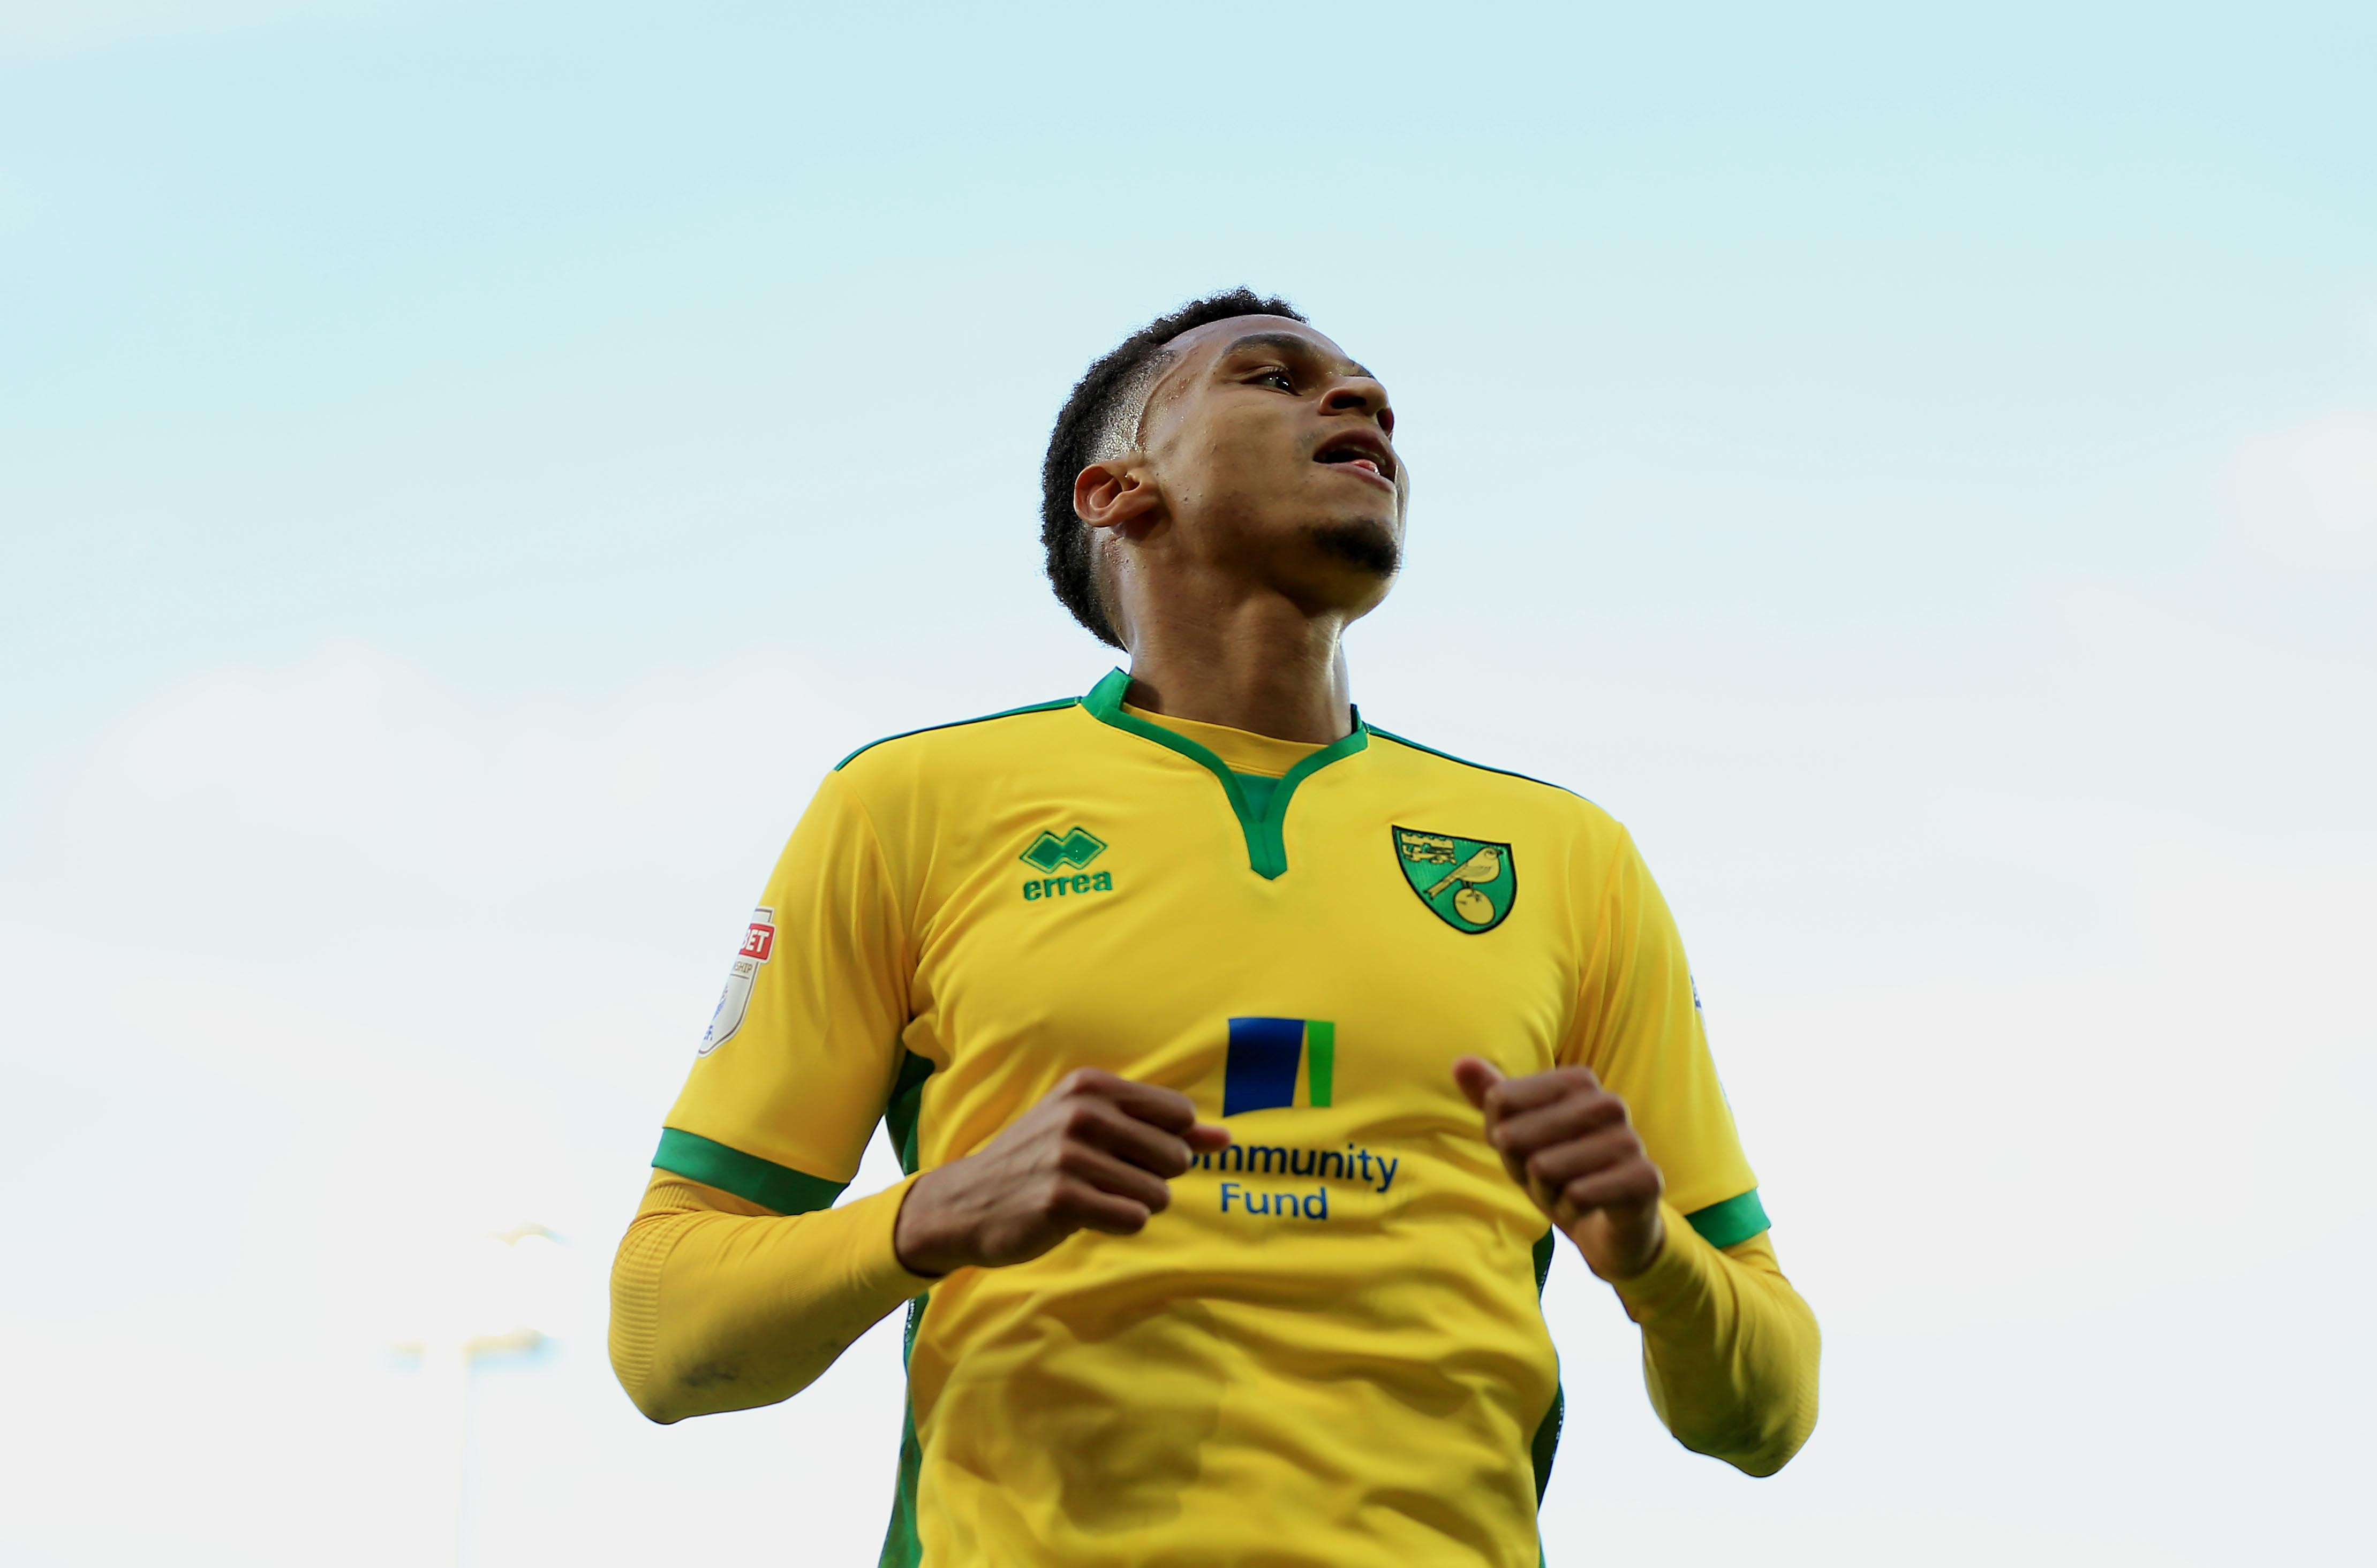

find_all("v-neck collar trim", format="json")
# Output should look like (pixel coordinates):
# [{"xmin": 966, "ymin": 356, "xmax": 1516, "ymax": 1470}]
[
  {"xmin": 1080, "ymin": 667, "xmax": 1369, "ymax": 880},
  {"xmin": 1119, "ymin": 702, "xmax": 1323, "ymax": 777}
]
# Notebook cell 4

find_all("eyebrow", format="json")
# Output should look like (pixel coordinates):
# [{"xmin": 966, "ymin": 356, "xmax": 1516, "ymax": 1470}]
[{"xmin": 1217, "ymin": 330, "xmax": 1374, "ymax": 382}]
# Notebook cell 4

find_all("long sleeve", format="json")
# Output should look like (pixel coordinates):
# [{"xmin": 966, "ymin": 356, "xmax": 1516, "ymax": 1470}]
[
  {"xmin": 1611, "ymin": 1203, "xmax": 1821, "ymax": 1476},
  {"xmin": 609, "ymin": 1170, "xmax": 937, "ymax": 1424},
  {"xmin": 613, "ymin": 761, "xmax": 935, "ymax": 1423}
]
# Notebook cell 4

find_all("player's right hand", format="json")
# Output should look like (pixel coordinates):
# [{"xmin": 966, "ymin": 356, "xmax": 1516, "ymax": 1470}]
[{"xmin": 892, "ymin": 1068, "xmax": 1230, "ymax": 1277}]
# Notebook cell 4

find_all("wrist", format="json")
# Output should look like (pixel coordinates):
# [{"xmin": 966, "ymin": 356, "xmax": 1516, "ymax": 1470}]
[
  {"xmin": 892, "ymin": 1168, "xmax": 964, "ymax": 1278},
  {"xmin": 1608, "ymin": 1204, "xmax": 1714, "ymax": 1315},
  {"xmin": 1569, "ymin": 1203, "xmax": 1667, "ymax": 1282},
  {"xmin": 1610, "ymin": 1207, "xmax": 1667, "ymax": 1281}
]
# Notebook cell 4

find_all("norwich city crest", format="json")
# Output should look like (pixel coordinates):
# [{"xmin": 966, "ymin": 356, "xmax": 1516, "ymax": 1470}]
[{"xmin": 1392, "ymin": 827, "xmax": 1516, "ymax": 934}]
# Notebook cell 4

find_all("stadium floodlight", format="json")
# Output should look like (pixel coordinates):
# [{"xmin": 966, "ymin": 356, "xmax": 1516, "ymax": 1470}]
[{"xmin": 388, "ymin": 1222, "xmax": 561, "ymax": 1567}]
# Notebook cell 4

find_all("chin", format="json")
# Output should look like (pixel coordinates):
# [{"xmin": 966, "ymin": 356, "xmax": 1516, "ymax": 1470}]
[{"xmin": 1309, "ymin": 518, "xmax": 1401, "ymax": 580}]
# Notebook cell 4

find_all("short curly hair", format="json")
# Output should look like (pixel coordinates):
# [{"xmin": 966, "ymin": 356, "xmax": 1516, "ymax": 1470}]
[{"xmin": 1040, "ymin": 287, "xmax": 1307, "ymax": 647}]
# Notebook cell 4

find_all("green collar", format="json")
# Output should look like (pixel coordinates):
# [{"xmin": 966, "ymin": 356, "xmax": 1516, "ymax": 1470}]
[{"xmin": 1081, "ymin": 667, "xmax": 1369, "ymax": 880}]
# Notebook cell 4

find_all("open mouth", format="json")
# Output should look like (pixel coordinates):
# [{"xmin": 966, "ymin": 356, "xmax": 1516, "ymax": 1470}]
[{"xmin": 1315, "ymin": 434, "xmax": 1398, "ymax": 486}]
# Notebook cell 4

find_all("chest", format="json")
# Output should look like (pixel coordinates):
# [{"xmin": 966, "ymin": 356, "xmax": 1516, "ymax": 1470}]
[{"xmin": 898, "ymin": 762, "xmax": 1582, "ymax": 1152}]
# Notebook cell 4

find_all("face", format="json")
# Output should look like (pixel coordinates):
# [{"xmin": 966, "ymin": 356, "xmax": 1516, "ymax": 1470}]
[{"xmin": 1092, "ymin": 315, "xmax": 1409, "ymax": 624}]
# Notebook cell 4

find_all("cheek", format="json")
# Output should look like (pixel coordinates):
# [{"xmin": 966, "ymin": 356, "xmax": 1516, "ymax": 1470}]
[{"xmin": 1193, "ymin": 418, "xmax": 1307, "ymax": 503}]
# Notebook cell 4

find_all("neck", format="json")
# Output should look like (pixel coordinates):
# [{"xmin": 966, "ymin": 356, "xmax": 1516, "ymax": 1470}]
[{"xmin": 1116, "ymin": 579, "xmax": 1354, "ymax": 745}]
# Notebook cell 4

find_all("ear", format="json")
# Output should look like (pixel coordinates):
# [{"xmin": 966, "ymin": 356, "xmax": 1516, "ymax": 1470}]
[{"xmin": 1073, "ymin": 459, "xmax": 1163, "ymax": 533}]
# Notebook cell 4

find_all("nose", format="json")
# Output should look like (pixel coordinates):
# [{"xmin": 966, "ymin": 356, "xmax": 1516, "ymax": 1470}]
[{"xmin": 1323, "ymin": 375, "xmax": 1394, "ymax": 437}]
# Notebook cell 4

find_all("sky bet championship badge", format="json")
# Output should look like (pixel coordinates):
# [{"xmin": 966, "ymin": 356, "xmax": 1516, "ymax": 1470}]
[
  {"xmin": 697, "ymin": 907, "xmax": 775, "ymax": 1055},
  {"xmin": 1393, "ymin": 827, "xmax": 1516, "ymax": 933}
]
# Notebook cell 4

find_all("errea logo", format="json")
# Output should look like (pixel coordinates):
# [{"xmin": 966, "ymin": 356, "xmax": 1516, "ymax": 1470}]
[
  {"xmin": 1021, "ymin": 827, "xmax": 1106, "ymax": 871},
  {"xmin": 1020, "ymin": 825, "xmax": 1114, "ymax": 904}
]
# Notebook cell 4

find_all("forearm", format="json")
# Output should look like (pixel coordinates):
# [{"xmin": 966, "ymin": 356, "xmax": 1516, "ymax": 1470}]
[
  {"xmin": 1612, "ymin": 1207, "xmax": 1820, "ymax": 1476},
  {"xmin": 609, "ymin": 1171, "xmax": 934, "ymax": 1424}
]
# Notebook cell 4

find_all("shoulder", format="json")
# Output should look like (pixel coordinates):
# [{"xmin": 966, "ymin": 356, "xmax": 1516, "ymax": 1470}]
[
  {"xmin": 1366, "ymin": 725, "xmax": 1608, "ymax": 816},
  {"xmin": 831, "ymin": 694, "xmax": 1085, "ymax": 783},
  {"xmin": 1363, "ymin": 723, "xmax": 1635, "ymax": 880}
]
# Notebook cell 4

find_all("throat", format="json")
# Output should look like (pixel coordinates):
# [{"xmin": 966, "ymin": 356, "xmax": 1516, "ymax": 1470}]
[{"xmin": 1117, "ymin": 613, "xmax": 1357, "ymax": 745}]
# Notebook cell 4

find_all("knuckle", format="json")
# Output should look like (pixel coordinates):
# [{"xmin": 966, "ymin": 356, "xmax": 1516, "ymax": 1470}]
[
  {"xmin": 1056, "ymin": 1067, "xmax": 1116, "ymax": 1100},
  {"xmin": 1611, "ymin": 1163, "xmax": 1658, "ymax": 1200}
]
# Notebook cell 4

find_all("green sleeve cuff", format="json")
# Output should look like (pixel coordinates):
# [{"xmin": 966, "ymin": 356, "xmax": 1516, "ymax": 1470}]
[
  {"xmin": 652, "ymin": 1127, "xmax": 850, "ymax": 1215},
  {"xmin": 1684, "ymin": 1188, "xmax": 1770, "ymax": 1249}
]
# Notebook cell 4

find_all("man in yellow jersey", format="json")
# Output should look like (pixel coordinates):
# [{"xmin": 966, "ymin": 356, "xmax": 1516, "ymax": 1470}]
[{"xmin": 610, "ymin": 289, "xmax": 1820, "ymax": 1566}]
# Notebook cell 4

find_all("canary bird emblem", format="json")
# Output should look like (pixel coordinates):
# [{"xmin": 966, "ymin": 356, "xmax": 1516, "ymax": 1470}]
[{"xmin": 1392, "ymin": 827, "xmax": 1517, "ymax": 934}]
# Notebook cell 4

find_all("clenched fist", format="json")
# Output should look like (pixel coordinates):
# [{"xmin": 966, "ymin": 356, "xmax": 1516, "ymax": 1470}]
[
  {"xmin": 1453, "ymin": 1057, "xmax": 1666, "ymax": 1281},
  {"xmin": 893, "ymin": 1069, "xmax": 1231, "ymax": 1277}
]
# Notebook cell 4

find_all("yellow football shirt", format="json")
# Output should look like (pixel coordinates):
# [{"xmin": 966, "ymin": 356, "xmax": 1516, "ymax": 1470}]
[{"xmin": 656, "ymin": 668, "xmax": 1767, "ymax": 1567}]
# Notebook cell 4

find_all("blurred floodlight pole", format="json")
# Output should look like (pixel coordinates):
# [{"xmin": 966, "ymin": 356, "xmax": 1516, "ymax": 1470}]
[{"xmin": 391, "ymin": 1222, "xmax": 559, "ymax": 1567}]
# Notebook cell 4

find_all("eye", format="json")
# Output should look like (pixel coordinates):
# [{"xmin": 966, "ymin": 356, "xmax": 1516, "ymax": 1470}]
[{"xmin": 1253, "ymin": 367, "xmax": 1295, "ymax": 391}]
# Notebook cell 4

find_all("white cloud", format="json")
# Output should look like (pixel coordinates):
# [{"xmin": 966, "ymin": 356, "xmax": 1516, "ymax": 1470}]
[
  {"xmin": 2222, "ymin": 408, "xmax": 2377, "ymax": 544},
  {"xmin": 1726, "ymin": 816, "xmax": 2377, "ymax": 1334},
  {"xmin": 4, "ymin": 639, "xmax": 856, "ymax": 1110},
  {"xmin": 90, "ymin": 638, "xmax": 844, "ymax": 876}
]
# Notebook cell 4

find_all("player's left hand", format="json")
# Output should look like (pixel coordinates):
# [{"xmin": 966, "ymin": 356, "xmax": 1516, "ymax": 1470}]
[{"xmin": 1453, "ymin": 1058, "xmax": 1666, "ymax": 1282}]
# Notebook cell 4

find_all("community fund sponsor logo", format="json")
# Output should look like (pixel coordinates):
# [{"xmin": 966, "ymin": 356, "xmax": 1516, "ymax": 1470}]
[
  {"xmin": 1393, "ymin": 826, "xmax": 1516, "ymax": 933},
  {"xmin": 1193, "ymin": 1139, "xmax": 1401, "ymax": 1224},
  {"xmin": 1212, "ymin": 1017, "xmax": 1387, "ymax": 1222},
  {"xmin": 698, "ymin": 907, "xmax": 775, "ymax": 1055},
  {"xmin": 1018, "ymin": 825, "xmax": 1114, "ymax": 903}
]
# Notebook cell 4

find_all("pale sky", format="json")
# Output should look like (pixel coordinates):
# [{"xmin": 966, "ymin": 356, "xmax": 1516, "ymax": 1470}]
[{"xmin": 3, "ymin": 4, "xmax": 2372, "ymax": 1565}]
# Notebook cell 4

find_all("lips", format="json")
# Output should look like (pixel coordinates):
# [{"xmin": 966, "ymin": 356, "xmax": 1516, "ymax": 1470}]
[{"xmin": 1315, "ymin": 431, "xmax": 1398, "ymax": 487}]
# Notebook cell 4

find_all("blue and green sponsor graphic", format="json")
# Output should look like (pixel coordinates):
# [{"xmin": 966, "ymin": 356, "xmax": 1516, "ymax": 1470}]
[
  {"xmin": 1223, "ymin": 1017, "xmax": 1335, "ymax": 1115},
  {"xmin": 1392, "ymin": 825, "xmax": 1516, "ymax": 934}
]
